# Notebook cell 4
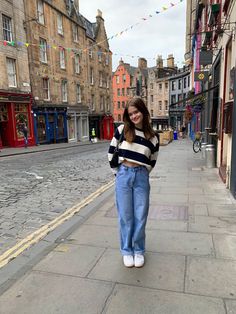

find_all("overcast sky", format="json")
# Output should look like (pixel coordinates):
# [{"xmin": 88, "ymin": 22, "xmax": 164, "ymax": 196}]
[{"xmin": 79, "ymin": 0, "xmax": 186, "ymax": 71}]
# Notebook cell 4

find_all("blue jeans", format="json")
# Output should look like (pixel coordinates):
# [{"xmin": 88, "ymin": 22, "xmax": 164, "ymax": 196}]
[{"xmin": 115, "ymin": 164, "xmax": 150, "ymax": 256}]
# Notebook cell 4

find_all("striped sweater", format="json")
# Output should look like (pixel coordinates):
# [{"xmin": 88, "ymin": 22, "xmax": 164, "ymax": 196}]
[{"xmin": 108, "ymin": 124, "xmax": 159, "ymax": 173}]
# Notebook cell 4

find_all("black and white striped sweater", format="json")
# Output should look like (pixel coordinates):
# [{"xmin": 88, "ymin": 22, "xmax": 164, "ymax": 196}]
[{"xmin": 108, "ymin": 124, "xmax": 159, "ymax": 173}]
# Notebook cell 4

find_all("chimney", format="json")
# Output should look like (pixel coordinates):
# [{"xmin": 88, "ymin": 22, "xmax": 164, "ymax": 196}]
[
  {"xmin": 138, "ymin": 58, "xmax": 147, "ymax": 69},
  {"xmin": 119, "ymin": 58, "xmax": 124, "ymax": 65},
  {"xmin": 73, "ymin": 0, "xmax": 79, "ymax": 12},
  {"xmin": 156, "ymin": 55, "xmax": 163, "ymax": 68},
  {"xmin": 96, "ymin": 9, "xmax": 104, "ymax": 21},
  {"xmin": 167, "ymin": 54, "xmax": 175, "ymax": 68}
]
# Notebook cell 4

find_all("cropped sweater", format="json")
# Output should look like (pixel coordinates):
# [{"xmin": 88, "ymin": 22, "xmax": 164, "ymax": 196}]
[{"xmin": 108, "ymin": 124, "xmax": 159, "ymax": 173}]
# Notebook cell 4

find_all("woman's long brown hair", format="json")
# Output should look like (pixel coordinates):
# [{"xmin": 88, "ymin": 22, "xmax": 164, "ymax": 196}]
[{"xmin": 123, "ymin": 97, "xmax": 155, "ymax": 142}]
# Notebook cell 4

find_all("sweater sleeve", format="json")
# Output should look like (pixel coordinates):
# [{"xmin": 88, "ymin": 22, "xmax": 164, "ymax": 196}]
[
  {"xmin": 149, "ymin": 134, "xmax": 159, "ymax": 172},
  {"xmin": 108, "ymin": 125, "xmax": 124, "ymax": 173}
]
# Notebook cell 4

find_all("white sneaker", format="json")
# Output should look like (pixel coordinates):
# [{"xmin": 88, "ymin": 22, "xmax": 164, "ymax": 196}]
[
  {"xmin": 123, "ymin": 255, "xmax": 134, "ymax": 267},
  {"xmin": 134, "ymin": 254, "xmax": 145, "ymax": 267}
]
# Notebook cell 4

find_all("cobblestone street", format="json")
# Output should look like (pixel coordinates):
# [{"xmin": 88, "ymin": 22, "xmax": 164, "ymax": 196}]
[{"xmin": 0, "ymin": 143, "xmax": 113, "ymax": 255}]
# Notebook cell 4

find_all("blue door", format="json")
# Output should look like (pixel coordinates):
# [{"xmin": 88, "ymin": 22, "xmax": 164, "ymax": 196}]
[{"xmin": 49, "ymin": 122, "xmax": 55, "ymax": 142}]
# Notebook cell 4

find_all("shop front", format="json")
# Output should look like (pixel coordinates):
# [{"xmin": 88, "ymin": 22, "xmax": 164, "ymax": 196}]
[
  {"xmin": 33, "ymin": 106, "xmax": 68, "ymax": 144},
  {"xmin": 102, "ymin": 114, "xmax": 114, "ymax": 140},
  {"xmin": 67, "ymin": 106, "xmax": 89, "ymax": 142},
  {"xmin": 0, "ymin": 92, "xmax": 35, "ymax": 148}
]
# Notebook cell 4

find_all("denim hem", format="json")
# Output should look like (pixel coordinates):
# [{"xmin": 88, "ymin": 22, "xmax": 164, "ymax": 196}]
[{"xmin": 120, "ymin": 250, "xmax": 134, "ymax": 256}]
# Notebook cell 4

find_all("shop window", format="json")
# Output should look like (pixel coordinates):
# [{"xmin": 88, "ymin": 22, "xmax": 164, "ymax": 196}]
[
  {"xmin": 223, "ymin": 101, "xmax": 233, "ymax": 134},
  {"xmin": 57, "ymin": 114, "xmax": 64, "ymax": 138},
  {"xmin": 0, "ymin": 104, "xmax": 8, "ymax": 121},
  {"xmin": 82, "ymin": 117, "xmax": 87, "ymax": 138}
]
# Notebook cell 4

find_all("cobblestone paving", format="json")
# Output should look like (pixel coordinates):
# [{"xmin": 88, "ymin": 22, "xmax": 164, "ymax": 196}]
[{"xmin": 0, "ymin": 143, "xmax": 113, "ymax": 255}]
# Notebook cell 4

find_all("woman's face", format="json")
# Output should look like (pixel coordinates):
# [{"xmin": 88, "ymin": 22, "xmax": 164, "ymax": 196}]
[{"xmin": 128, "ymin": 105, "xmax": 143, "ymax": 128}]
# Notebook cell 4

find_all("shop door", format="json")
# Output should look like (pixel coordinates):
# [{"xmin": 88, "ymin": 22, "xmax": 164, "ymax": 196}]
[
  {"xmin": 48, "ymin": 114, "xmax": 55, "ymax": 142},
  {"xmin": 0, "ymin": 121, "xmax": 10, "ymax": 146}
]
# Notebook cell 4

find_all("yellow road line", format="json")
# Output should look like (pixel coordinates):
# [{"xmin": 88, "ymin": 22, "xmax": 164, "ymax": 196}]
[{"xmin": 0, "ymin": 180, "xmax": 114, "ymax": 269}]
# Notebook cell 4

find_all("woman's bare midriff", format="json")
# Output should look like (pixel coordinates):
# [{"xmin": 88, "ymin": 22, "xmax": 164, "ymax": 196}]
[{"xmin": 122, "ymin": 160, "xmax": 140, "ymax": 167}]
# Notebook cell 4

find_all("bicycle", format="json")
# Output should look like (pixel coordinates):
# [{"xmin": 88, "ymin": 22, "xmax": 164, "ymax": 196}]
[{"xmin": 193, "ymin": 131, "xmax": 203, "ymax": 153}]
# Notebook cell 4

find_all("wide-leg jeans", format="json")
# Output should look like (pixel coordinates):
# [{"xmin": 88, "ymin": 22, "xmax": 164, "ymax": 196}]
[{"xmin": 115, "ymin": 164, "xmax": 150, "ymax": 256}]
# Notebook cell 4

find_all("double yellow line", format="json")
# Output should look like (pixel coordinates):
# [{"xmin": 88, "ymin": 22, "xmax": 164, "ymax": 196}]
[{"xmin": 0, "ymin": 180, "xmax": 114, "ymax": 269}]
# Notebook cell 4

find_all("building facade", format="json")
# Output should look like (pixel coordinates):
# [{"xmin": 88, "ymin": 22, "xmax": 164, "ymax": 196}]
[
  {"xmin": 169, "ymin": 67, "xmax": 190, "ymax": 130},
  {"xmin": 148, "ymin": 55, "xmax": 177, "ymax": 130},
  {"xmin": 0, "ymin": 0, "xmax": 35, "ymax": 148},
  {"xmin": 23, "ymin": 0, "xmax": 113, "ymax": 144},
  {"xmin": 185, "ymin": 0, "xmax": 236, "ymax": 198}
]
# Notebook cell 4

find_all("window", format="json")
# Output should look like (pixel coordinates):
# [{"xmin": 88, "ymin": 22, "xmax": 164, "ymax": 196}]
[
  {"xmin": 76, "ymin": 84, "xmax": 81, "ymax": 103},
  {"xmin": 81, "ymin": 117, "xmax": 87, "ymax": 137},
  {"xmin": 178, "ymin": 79, "xmax": 181, "ymax": 90},
  {"xmin": 165, "ymin": 82, "xmax": 168, "ymax": 89},
  {"xmin": 171, "ymin": 81, "xmax": 176, "ymax": 91},
  {"xmin": 159, "ymin": 83, "xmax": 162, "ymax": 90},
  {"xmin": 99, "ymin": 72, "xmax": 103, "ymax": 87},
  {"xmin": 165, "ymin": 100, "xmax": 168, "ymax": 110},
  {"xmin": 159, "ymin": 101, "xmax": 162, "ymax": 111},
  {"xmin": 100, "ymin": 95, "xmax": 104, "ymax": 111},
  {"xmin": 122, "ymin": 88, "xmax": 125, "ymax": 96},
  {"xmin": 72, "ymin": 23, "xmax": 78, "ymax": 42},
  {"xmin": 90, "ymin": 67, "xmax": 94, "ymax": 85},
  {"xmin": 37, "ymin": 0, "xmax": 45, "ymax": 24},
  {"xmin": 39, "ymin": 38, "xmax": 47, "ymax": 63},
  {"xmin": 150, "ymin": 83, "xmax": 153, "ymax": 89},
  {"xmin": 105, "ymin": 54, "xmax": 109, "ymax": 65},
  {"xmin": 42, "ymin": 78, "xmax": 50, "ymax": 100},
  {"xmin": 74, "ymin": 54, "xmax": 80, "ymax": 74},
  {"xmin": 122, "ymin": 101, "xmax": 125, "ymax": 108},
  {"xmin": 117, "ymin": 101, "xmax": 120, "ymax": 109},
  {"xmin": 171, "ymin": 95, "xmax": 176, "ymax": 104},
  {"xmin": 61, "ymin": 81, "xmax": 67, "ymax": 102},
  {"xmin": 116, "ymin": 76, "xmax": 120, "ymax": 84},
  {"xmin": 106, "ymin": 97, "xmax": 110, "ymax": 111},
  {"xmin": 6, "ymin": 58, "xmax": 17, "ymax": 87},
  {"xmin": 2, "ymin": 15, "xmax": 12, "ymax": 42},
  {"xmin": 106, "ymin": 76, "xmax": 109, "ymax": 89},
  {"xmin": 178, "ymin": 94, "xmax": 182, "ymax": 103},
  {"xmin": 91, "ymin": 94, "xmax": 95, "ymax": 110},
  {"xmin": 89, "ymin": 48, "xmax": 93, "ymax": 58},
  {"xmin": 122, "ymin": 74, "xmax": 126, "ymax": 82},
  {"xmin": 98, "ymin": 51, "xmax": 102, "ymax": 62},
  {"xmin": 150, "ymin": 95, "xmax": 154, "ymax": 102},
  {"xmin": 57, "ymin": 13, "xmax": 63, "ymax": 35},
  {"xmin": 184, "ymin": 77, "xmax": 187, "ymax": 88},
  {"xmin": 118, "ymin": 114, "xmax": 121, "ymax": 121},
  {"xmin": 117, "ymin": 89, "xmax": 120, "ymax": 96},
  {"xmin": 60, "ymin": 49, "xmax": 65, "ymax": 69}
]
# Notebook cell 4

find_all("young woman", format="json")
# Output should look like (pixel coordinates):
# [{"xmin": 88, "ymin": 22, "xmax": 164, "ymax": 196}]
[{"xmin": 108, "ymin": 97, "xmax": 159, "ymax": 268}]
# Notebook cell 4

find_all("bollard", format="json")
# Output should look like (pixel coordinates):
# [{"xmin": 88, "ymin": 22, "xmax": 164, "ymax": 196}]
[
  {"xmin": 201, "ymin": 142, "xmax": 207, "ymax": 160},
  {"xmin": 205, "ymin": 144, "xmax": 216, "ymax": 168}
]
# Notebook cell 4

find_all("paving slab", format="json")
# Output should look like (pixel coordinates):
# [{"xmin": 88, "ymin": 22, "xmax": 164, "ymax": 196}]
[
  {"xmin": 146, "ymin": 229, "xmax": 214, "ymax": 256},
  {"xmin": 151, "ymin": 193, "xmax": 188, "ymax": 204},
  {"xmin": 67, "ymin": 224, "xmax": 119, "ymax": 249},
  {"xmin": 189, "ymin": 215, "xmax": 236, "ymax": 234},
  {"xmin": 225, "ymin": 299, "xmax": 236, "ymax": 314},
  {"xmin": 213, "ymin": 234, "xmax": 236, "ymax": 260},
  {"xmin": 104, "ymin": 284, "xmax": 226, "ymax": 314},
  {"xmin": 33, "ymin": 243, "xmax": 106, "ymax": 277},
  {"xmin": 88, "ymin": 248, "xmax": 185, "ymax": 292},
  {"xmin": 189, "ymin": 194, "xmax": 233, "ymax": 204},
  {"xmin": 188, "ymin": 204, "xmax": 208, "ymax": 216},
  {"xmin": 207, "ymin": 204, "xmax": 236, "ymax": 217},
  {"xmin": 186, "ymin": 256, "xmax": 236, "ymax": 299},
  {"xmin": 0, "ymin": 271, "xmax": 113, "ymax": 314}
]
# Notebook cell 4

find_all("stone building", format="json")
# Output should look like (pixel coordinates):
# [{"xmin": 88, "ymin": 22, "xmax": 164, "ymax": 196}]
[
  {"xmin": 0, "ymin": 0, "xmax": 35, "ymax": 148},
  {"xmin": 148, "ymin": 55, "xmax": 177, "ymax": 130},
  {"xmin": 23, "ymin": 0, "xmax": 113, "ymax": 144}
]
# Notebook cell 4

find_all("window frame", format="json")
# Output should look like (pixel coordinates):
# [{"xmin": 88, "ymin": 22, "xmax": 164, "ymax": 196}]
[
  {"xmin": 61, "ymin": 80, "xmax": 68, "ymax": 102},
  {"xmin": 6, "ymin": 57, "xmax": 17, "ymax": 87},
  {"xmin": 42, "ymin": 77, "xmax": 50, "ymax": 100},
  {"xmin": 2, "ymin": 14, "xmax": 13, "ymax": 42},
  {"xmin": 59, "ymin": 49, "xmax": 66, "ymax": 69},
  {"xmin": 37, "ymin": 0, "xmax": 45, "ymax": 25},
  {"xmin": 39, "ymin": 38, "xmax": 47, "ymax": 63},
  {"xmin": 57, "ymin": 13, "xmax": 63, "ymax": 35}
]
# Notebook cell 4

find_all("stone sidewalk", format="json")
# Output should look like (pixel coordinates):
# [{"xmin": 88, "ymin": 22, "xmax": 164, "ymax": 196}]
[{"xmin": 0, "ymin": 139, "xmax": 236, "ymax": 313}]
